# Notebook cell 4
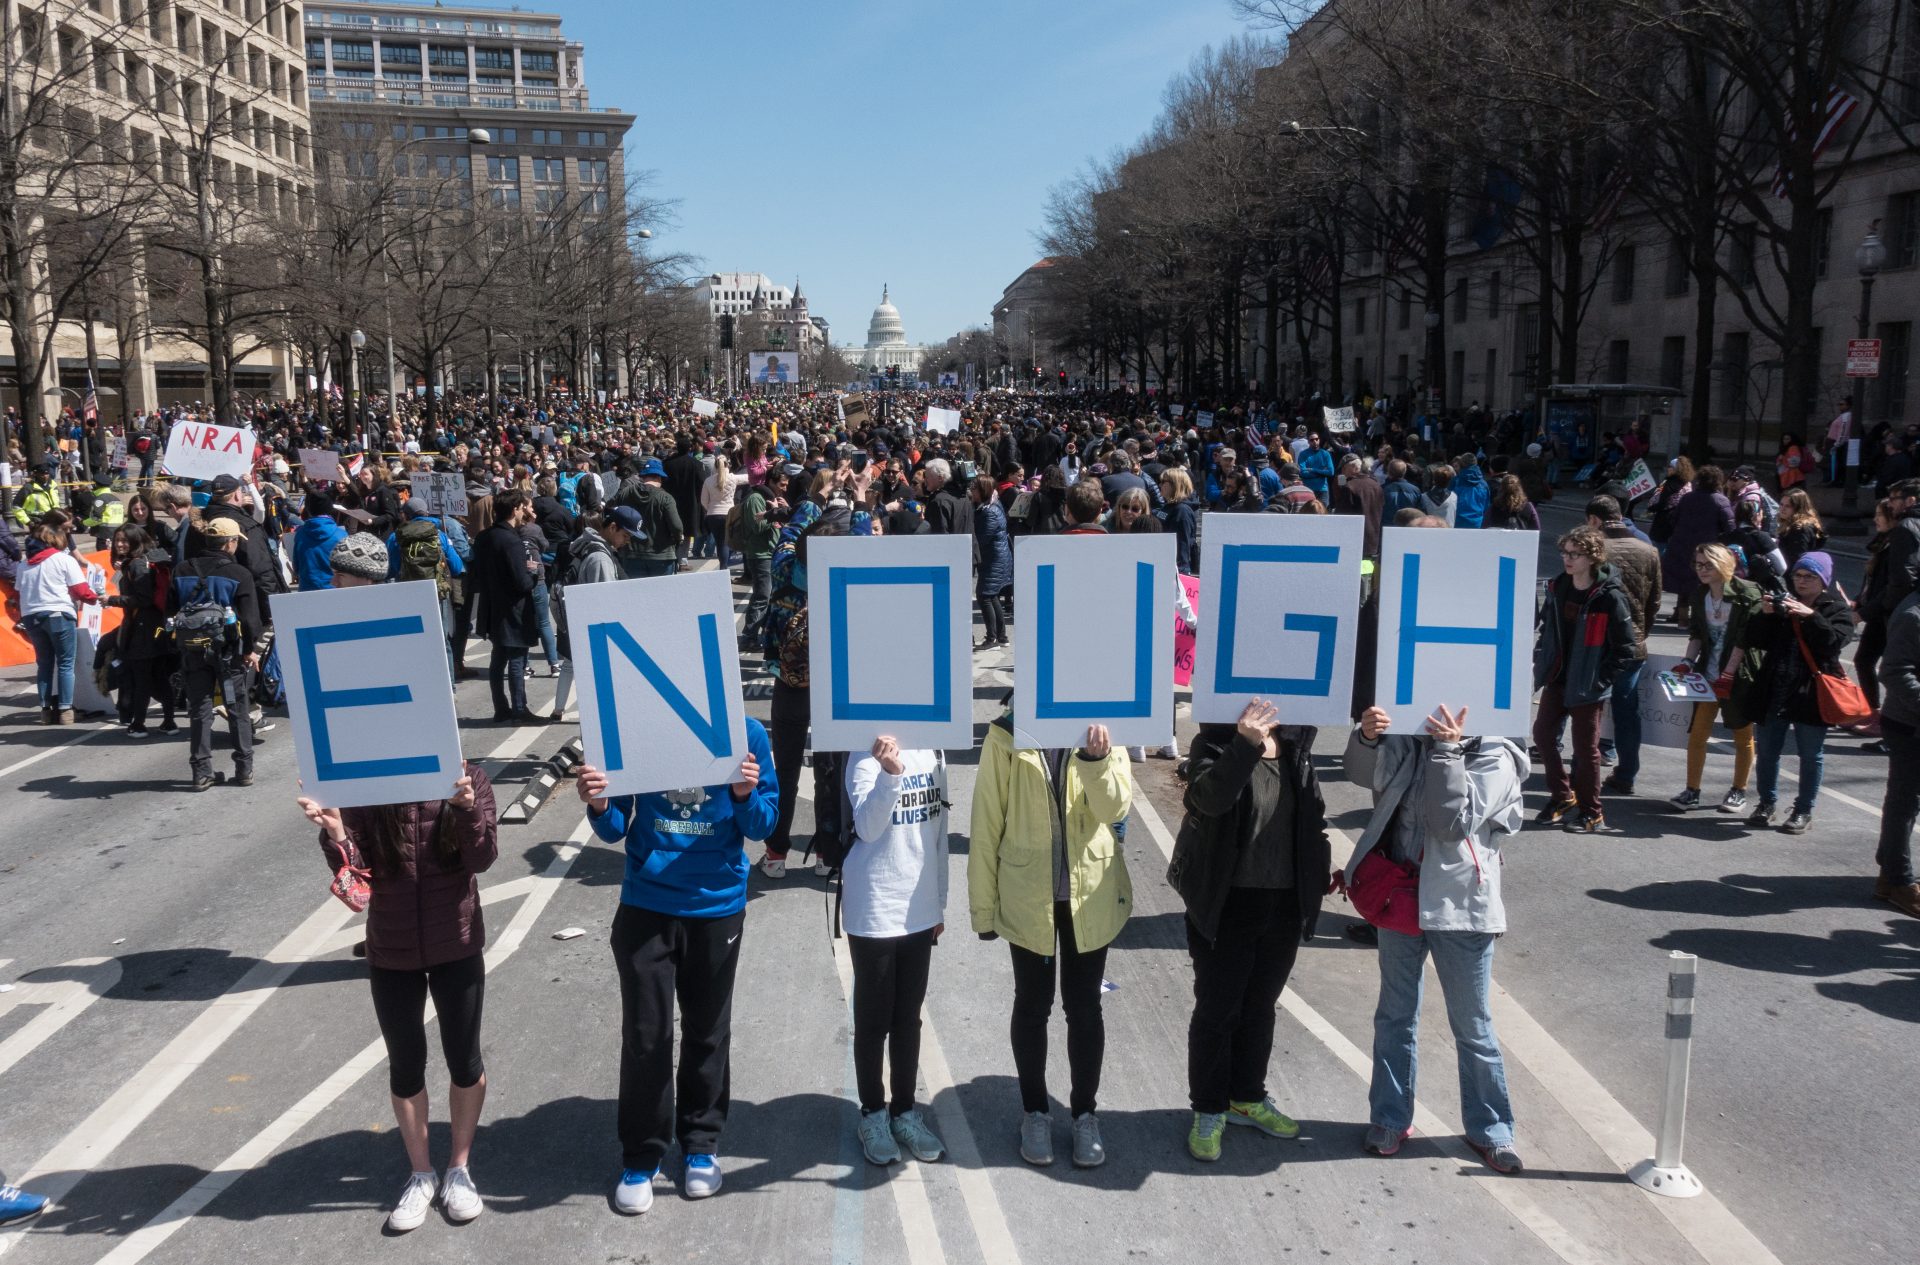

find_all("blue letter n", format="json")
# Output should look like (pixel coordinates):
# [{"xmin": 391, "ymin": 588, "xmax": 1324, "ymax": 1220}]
[
  {"xmin": 1395, "ymin": 553, "xmax": 1516, "ymax": 709},
  {"xmin": 589, "ymin": 616, "xmax": 731, "ymax": 772}
]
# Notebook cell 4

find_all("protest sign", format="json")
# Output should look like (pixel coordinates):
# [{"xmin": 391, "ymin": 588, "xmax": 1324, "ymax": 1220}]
[
  {"xmin": 566, "ymin": 570, "xmax": 747, "ymax": 797},
  {"xmin": 1656, "ymin": 667, "xmax": 1716, "ymax": 704},
  {"xmin": 298, "ymin": 448, "xmax": 341, "ymax": 483},
  {"xmin": 1622, "ymin": 458, "xmax": 1658, "ymax": 502},
  {"xmin": 1013, "ymin": 534, "xmax": 1175, "ymax": 749},
  {"xmin": 1323, "ymin": 405, "xmax": 1356, "ymax": 435},
  {"xmin": 924, "ymin": 406, "xmax": 962, "ymax": 434},
  {"xmin": 1173, "ymin": 574, "xmax": 1200, "ymax": 688},
  {"xmin": 1169, "ymin": 404, "xmax": 1186, "ymax": 418},
  {"xmin": 808, "ymin": 535, "xmax": 974, "ymax": 751},
  {"xmin": 110, "ymin": 436, "xmax": 128, "ymax": 473},
  {"xmin": 1376, "ymin": 527, "xmax": 1538, "ymax": 737},
  {"xmin": 1192, "ymin": 514, "xmax": 1364, "ymax": 725},
  {"xmin": 409, "ymin": 473, "xmax": 469, "ymax": 518},
  {"xmin": 161, "ymin": 419, "xmax": 255, "ymax": 482},
  {"xmin": 0, "ymin": 462, "xmax": 12, "ymax": 487},
  {"xmin": 842, "ymin": 394, "xmax": 871, "ymax": 428},
  {"xmin": 1195, "ymin": 410, "xmax": 1215, "ymax": 429},
  {"xmin": 692, "ymin": 397, "xmax": 721, "ymax": 418},
  {"xmin": 276, "ymin": 583, "xmax": 466, "ymax": 808}
]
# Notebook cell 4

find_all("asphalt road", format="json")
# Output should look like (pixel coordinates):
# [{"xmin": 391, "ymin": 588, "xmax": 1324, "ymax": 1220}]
[{"xmin": 0, "ymin": 525, "xmax": 1912, "ymax": 1265}]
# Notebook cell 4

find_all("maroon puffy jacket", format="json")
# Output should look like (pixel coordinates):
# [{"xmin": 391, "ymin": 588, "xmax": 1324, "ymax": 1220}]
[{"xmin": 320, "ymin": 763, "xmax": 499, "ymax": 971}]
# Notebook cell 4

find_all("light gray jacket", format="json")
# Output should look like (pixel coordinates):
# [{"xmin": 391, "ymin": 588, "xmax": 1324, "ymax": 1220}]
[{"xmin": 1341, "ymin": 728, "xmax": 1528, "ymax": 934}]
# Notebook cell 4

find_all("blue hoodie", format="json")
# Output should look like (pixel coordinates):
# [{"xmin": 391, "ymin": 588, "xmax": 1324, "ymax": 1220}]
[
  {"xmin": 1454, "ymin": 464, "xmax": 1490, "ymax": 529},
  {"xmin": 292, "ymin": 517, "xmax": 347, "ymax": 591},
  {"xmin": 587, "ymin": 718, "xmax": 780, "ymax": 918}
]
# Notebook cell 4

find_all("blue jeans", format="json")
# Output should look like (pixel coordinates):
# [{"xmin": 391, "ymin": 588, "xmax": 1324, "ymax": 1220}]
[
  {"xmin": 1609, "ymin": 662, "xmax": 1645, "ymax": 783},
  {"xmin": 622, "ymin": 556, "xmax": 677, "ymax": 580},
  {"xmin": 531, "ymin": 580, "xmax": 560, "ymax": 668},
  {"xmin": 1755, "ymin": 715, "xmax": 1827, "ymax": 815},
  {"xmin": 1371, "ymin": 927, "xmax": 1514, "ymax": 1148},
  {"xmin": 25, "ymin": 611, "xmax": 78, "ymax": 709}
]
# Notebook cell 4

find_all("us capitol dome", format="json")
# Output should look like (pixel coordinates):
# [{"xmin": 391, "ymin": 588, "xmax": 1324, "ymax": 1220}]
[{"xmin": 838, "ymin": 285, "xmax": 930, "ymax": 377}]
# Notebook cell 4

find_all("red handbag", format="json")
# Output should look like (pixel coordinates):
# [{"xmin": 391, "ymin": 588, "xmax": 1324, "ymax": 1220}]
[
  {"xmin": 329, "ymin": 839, "xmax": 372, "ymax": 913},
  {"xmin": 1338, "ymin": 848, "xmax": 1421, "ymax": 936},
  {"xmin": 1794, "ymin": 624, "xmax": 1873, "ymax": 726}
]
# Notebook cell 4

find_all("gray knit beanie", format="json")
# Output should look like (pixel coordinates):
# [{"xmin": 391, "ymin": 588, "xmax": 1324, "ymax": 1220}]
[{"xmin": 329, "ymin": 532, "xmax": 389, "ymax": 582}]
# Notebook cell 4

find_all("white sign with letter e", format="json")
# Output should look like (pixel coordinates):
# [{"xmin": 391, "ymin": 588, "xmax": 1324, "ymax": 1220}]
[
  {"xmin": 566, "ymin": 569, "xmax": 747, "ymax": 797},
  {"xmin": 276, "ymin": 582, "xmax": 466, "ymax": 808},
  {"xmin": 1375, "ymin": 527, "xmax": 1538, "ymax": 737},
  {"xmin": 1013, "ymin": 534, "xmax": 1175, "ymax": 749},
  {"xmin": 161, "ymin": 420, "xmax": 255, "ymax": 482},
  {"xmin": 808, "ymin": 534, "xmax": 974, "ymax": 751},
  {"xmin": 1192, "ymin": 513, "xmax": 1364, "ymax": 726}
]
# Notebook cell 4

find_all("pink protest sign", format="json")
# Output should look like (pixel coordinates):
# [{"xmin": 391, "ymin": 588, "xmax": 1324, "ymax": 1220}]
[{"xmin": 1174, "ymin": 574, "xmax": 1200, "ymax": 687}]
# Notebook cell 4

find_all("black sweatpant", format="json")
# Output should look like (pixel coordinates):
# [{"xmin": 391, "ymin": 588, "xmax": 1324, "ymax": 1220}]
[
  {"xmin": 1009, "ymin": 901, "xmax": 1107, "ymax": 1117},
  {"xmin": 767, "ymin": 680, "xmax": 842, "ymax": 858},
  {"xmin": 368, "ymin": 952, "xmax": 487, "ymax": 1099},
  {"xmin": 848, "ymin": 928, "xmax": 935, "ymax": 1116},
  {"xmin": 1186, "ymin": 888, "xmax": 1303, "ymax": 1114},
  {"xmin": 610, "ymin": 902, "xmax": 745, "ymax": 1171}
]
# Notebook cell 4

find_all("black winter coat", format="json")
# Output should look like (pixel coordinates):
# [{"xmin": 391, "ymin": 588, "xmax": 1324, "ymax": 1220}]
[
  {"xmin": 471, "ymin": 522, "xmax": 537, "ymax": 650},
  {"xmin": 1167, "ymin": 726, "xmax": 1330, "ymax": 943},
  {"xmin": 1746, "ymin": 588, "xmax": 1855, "ymax": 725},
  {"xmin": 1533, "ymin": 566, "xmax": 1639, "ymax": 707}
]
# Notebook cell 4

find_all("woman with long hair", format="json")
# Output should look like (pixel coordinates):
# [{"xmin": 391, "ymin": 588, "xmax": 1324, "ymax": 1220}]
[
  {"xmin": 1156, "ymin": 468, "xmax": 1198, "ymax": 573},
  {"xmin": 298, "ymin": 767, "xmax": 499, "ymax": 1232},
  {"xmin": 969, "ymin": 474, "xmax": 1013, "ymax": 649},
  {"xmin": 1736, "ymin": 551, "xmax": 1854, "ymax": 834},
  {"xmin": 1485, "ymin": 474, "xmax": 1540, "ymax": 531},
  {"xmin": 700, "ymin": 452, "xmax": 748, "ymax": 568},
  {"xmin": 1776, "ymin": 488, "xmax": 1828, "ymax": 568},
  {"xmin": 1661, "ymin": 464, "xmax": 1734, "ymax": 628},
  {"xmin": 1669, "ymin": 544, "xmax": 1762, "ymax": 813},
  {"xmin": 15, "ymin": 518, "xmax": 102, "ymax": 723}
]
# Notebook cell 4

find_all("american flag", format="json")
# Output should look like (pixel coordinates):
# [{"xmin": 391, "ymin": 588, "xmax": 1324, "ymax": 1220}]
[
  {"xmin": 1383, "ymin": 190, "xmax": 1425, "ymax": 272},
  {"xmin": 1771, "ymin": 85, "xmax": 1859, "ymax": 199},
  {"xmin": 1302, "ymin": 249, "xmax": 1335, "ymax": 298},
  {"xmin": 1592, "ymin": 162, "xmax": 1631, "ymax": 227},
  {"xmin": 82, "ymin": 376, "xmax": 99, "ymax": 422}
]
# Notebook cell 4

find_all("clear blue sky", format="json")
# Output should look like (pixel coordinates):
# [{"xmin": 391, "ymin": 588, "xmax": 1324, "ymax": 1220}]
[{"xmin": 558, "ymin": 0, "xmax": 1257, "ymax": 347}]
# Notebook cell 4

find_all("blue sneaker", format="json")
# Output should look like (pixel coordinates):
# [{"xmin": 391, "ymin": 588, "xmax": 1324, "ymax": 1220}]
[
  {"xmin": 683, "ymin": 1153, "xmax": 723, "ymax": 1199},
  {"xmin": 0, "ymin": 1185, "xmax": 48, "ymax": 1227},
  {"xmin": 612, "ymin": 1168, "xmax": 655, "ymax": 1215}
]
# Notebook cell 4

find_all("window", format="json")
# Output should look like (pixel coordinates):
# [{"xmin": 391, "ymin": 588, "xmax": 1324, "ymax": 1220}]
[
  {"xmin": 1815, "ymin": 207, "xmax": 1832, "ymax": 280},
  {"xmin": 495, "ymin": 128, "xmax": 516, "ymax": 143},
  {"xmin": 1353, "ymin": 298, "xmax": 1367, "ymax": 333},
  {"xmin": 381, "ymin": 44, "xmax": 419, "ymax": 65},
  {"xmin": 1606, "ymin": 340, "xmax": 1631, "ymax": 409},
  {"xmin": 428, "ymin": 45, "xmax": 466, "ymax": 67},
  {"xmin": 1890, "ymin": 191, "xmax": 1920, "ymax": 269},
  {"xmin": 520, "ymin": 51, "xmax": 556, "ymax": 73},
  {"xmin": 486, "ymin": 155, "xmax": 519, "ymax": 182},
  {"xmin": 1450, "ymin": 349, "xmax": 1465, "ymax": 408},
  {"xmin": 1665, "ymin": 235, "xmax": 1691, "ymax": 295},
  {"xmin": 577, "ymin": 130, "xmax": 607, "ymax": 146},
  {"xmin": 473, "ymin": 47, "xmax": 512, "ymax": 70},
  {"xmin": 1611, "ymin": 246, "xmax": 1636, "ymax": 303},
  {"xmin": 1398, "ymin": 292, "xmax": 1410, "ymax": 331},
  {"xmin": 306, "ymin": 38, "xmax": 326, "ymax": 62},
  {"xmin": 1729, "ymin": 223, "xmax": 1757, "ymax": 287},
  {"xmin": 332, "ymin": 41, "xmax": 371, "ymax": 63},
  {"xmin": 1487, "ymin": 271, "xmax": 1501, "ymax": 317},
  {"xmin": 531, "ymin": 157, "xmax": 564, "ymax": 183},
  {"xmin": 490, "ymin": 186, "xmax": 520, "ymax": 210},
  {"xmin": 1660, "ymin": 335, "xmax": 1685, "ymax": 390},
  {"xmin": 1717, "ymin": 332, "xmax": 1750, "ymax": 417},
  {"xmin": 581, "ymin": 159, "xmax": 608, "ymax": 185},
  {"xmin": 1877, "ymin": 321, "xmax": 1912, "ymax": 422},
  {"xmin": 1453, "ymin": 277, "xmax": 1469, "ymax": 322},
  {"xmin": 1484, "ymin": 349, "xmax": 1498, "ymax": 406}
]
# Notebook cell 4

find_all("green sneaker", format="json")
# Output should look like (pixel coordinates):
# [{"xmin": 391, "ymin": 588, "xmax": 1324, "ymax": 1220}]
[
  {"xmin": 1228, "ymin": 1097, "xmax": 1300, "ymax": 1139},
  {"xmin": 1187, "ymin": 1111, "xmax": 1225, "ymax": 1162}
]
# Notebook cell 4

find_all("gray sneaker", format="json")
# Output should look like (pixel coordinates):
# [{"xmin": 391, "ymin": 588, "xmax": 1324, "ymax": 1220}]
[
  {"xmin": 1071, "ymin": 1113, "xmax": 1106, "ymax": 1168},
  {"xmin": 858, "ymin": 1109, "xmax": 900, "ymax": 1165},
  {"xmin": 1718, "ymin": 788, "xmax": 1748, "ymax": 813},
  {"xmin": 890, "ymin": 1110, "xmax": 945, "ymax": 1162},
  {"xmin": 1018, "ymin": 1111, "xmax": 1053, "ymax": 1166}
]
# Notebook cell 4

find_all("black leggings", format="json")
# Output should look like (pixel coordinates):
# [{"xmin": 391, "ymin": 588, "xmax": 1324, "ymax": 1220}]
[
  {"xmin": 978, "ymin": 591, "xmax": 1007, "ymax": 643},
  {"xmin": 1186, "ymin": 888, "xmax": 1303, "ymax": 1113},
  {"xmin": 848, "ymin": 928, "xmax": 935, "ymax": 1116},
  {"xmin": 368, "ymin": 952, "xmax": 487, "ymax": 1098},
  {"xmin": 1009, "ymin": 901, "xmax": 1108, "ymax": 1117}
]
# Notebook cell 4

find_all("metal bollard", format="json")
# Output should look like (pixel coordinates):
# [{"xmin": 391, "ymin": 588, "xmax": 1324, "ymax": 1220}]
[{"xmin": 1629, "ymin": 951, "xmax": 1704, "ymax": 1198}]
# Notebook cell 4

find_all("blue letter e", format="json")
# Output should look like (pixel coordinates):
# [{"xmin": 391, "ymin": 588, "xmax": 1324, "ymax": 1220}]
[{"xmin": 297, "ymin": 617, "xmax": 442, "ymax": 781}]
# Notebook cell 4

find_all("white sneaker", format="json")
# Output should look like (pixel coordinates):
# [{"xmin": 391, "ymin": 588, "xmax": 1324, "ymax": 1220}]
[
  {"xmin": 613, "ymin": 1167, "xmax": 655, "ymax": 1215},
  {"xmin": 813, "ymin": 857, "xmax": 833, "ymax": 877},
  {"xmin": 758, "ymin": 854, "xmax": 786, "ymax": 879},
  {"xmin": 386, "ymin": 1171, "xmax": 437, "ymax": 1233},
  {"xmin": 858, "ymin": 1109, "xmax": 900, "ymax": 1165},
  {"xmin": 683, "ymin": 1153, "xmax": 723, "ymax": 1199},
  {"xmin": 1126, "ymin": 745, "xmax": 1146, "ymax": 763},
  {"xmin": 439, "ymin": 1165, "xmax": 483, "ymax": 1223}
]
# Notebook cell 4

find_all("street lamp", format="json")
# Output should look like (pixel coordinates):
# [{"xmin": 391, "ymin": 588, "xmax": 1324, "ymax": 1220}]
[
  {"xmin": 350, "ymin": 328, "xmax": 369, "ymax": 456},
  {"xmin": 1845, "ymin": 221, "xmax": 1886, "ymax": 519}
]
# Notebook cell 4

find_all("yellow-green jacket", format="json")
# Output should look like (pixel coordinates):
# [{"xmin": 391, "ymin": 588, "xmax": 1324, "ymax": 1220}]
[
  {"xmin": 7, "ymin": 483, "xmax": 57, "ymax": 528},
  {"xmin": 968, "ymin": 716, "xmax": 1134, "ymax": 955}
]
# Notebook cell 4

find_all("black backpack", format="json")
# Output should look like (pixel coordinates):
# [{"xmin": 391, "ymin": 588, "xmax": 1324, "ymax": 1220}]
[{"xmin": 171, "ymin": 580, "xmax": 233, "ymax": 670}]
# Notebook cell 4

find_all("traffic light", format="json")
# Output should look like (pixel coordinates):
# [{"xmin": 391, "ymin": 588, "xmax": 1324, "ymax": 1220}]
[
  {"xmin": 887, "ymin": 364, "xmax": 899, "ymax": 381},
  {"xmin": 1058, "ymin": 370, "xmax": 1067, "ymax": 387},
  {"xmin": 719, "ymin": 314, "xmax": 735, "ymax": 350}
]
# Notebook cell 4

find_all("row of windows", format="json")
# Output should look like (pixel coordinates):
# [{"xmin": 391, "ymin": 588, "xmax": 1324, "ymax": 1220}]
[{"xmin": 314, "ymin": 42, "xmax": 536, "ymax": 72}]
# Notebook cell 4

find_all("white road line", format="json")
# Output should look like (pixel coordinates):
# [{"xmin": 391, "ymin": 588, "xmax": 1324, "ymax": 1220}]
[
  {"xmin": 89, "ymin": 819, "xmax": 592, "ymax": 1265},
  {"xmin": 0, "ymin": 724, "xmax": 110, "ymax": 781},
  {"xmin": 1130, "ymin": 793, "xmax": 1614, "ymax": 1265},
  {"xmin": 796, "ymin": 777, "xmax": 1021, "ymax": 1265},
  {"xmin": 0, "ymin": 959, "xmax": 123, "ymax": 1080}
]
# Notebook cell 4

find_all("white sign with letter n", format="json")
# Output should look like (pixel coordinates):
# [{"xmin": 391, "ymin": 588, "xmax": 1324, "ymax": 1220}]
[
  {"xmin": 1013, "ymin": 534, "xmax": 1175, "ymax": 749},
  {"xmin": 565, "ymin": 569, "xmax": 747, "ymax": 797},
  {"xmin": 807, "ymin": 534, "xmax": 974, "ymax": 751},
  {"xmin": 276, "ymin": 583, "xmax": 466, "ymax": 808},
  {"xmin": 1375, "ymin": 526, "xmax": 1538, "ymax": 737},
  {"xmin": 162, "ymin": 420, "xmax": 255, "ymax": 482}
]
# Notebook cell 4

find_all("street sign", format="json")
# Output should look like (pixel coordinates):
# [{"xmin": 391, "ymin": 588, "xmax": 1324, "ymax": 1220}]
[{"xmin": 1847, "ymin": 338, "xmax": 1882, "ymax": 378}]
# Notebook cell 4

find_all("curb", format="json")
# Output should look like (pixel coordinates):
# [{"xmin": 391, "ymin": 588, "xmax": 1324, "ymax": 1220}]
[{"xmin": 499, "ymin": 737, "xmax": 585, "ymax": 825}]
